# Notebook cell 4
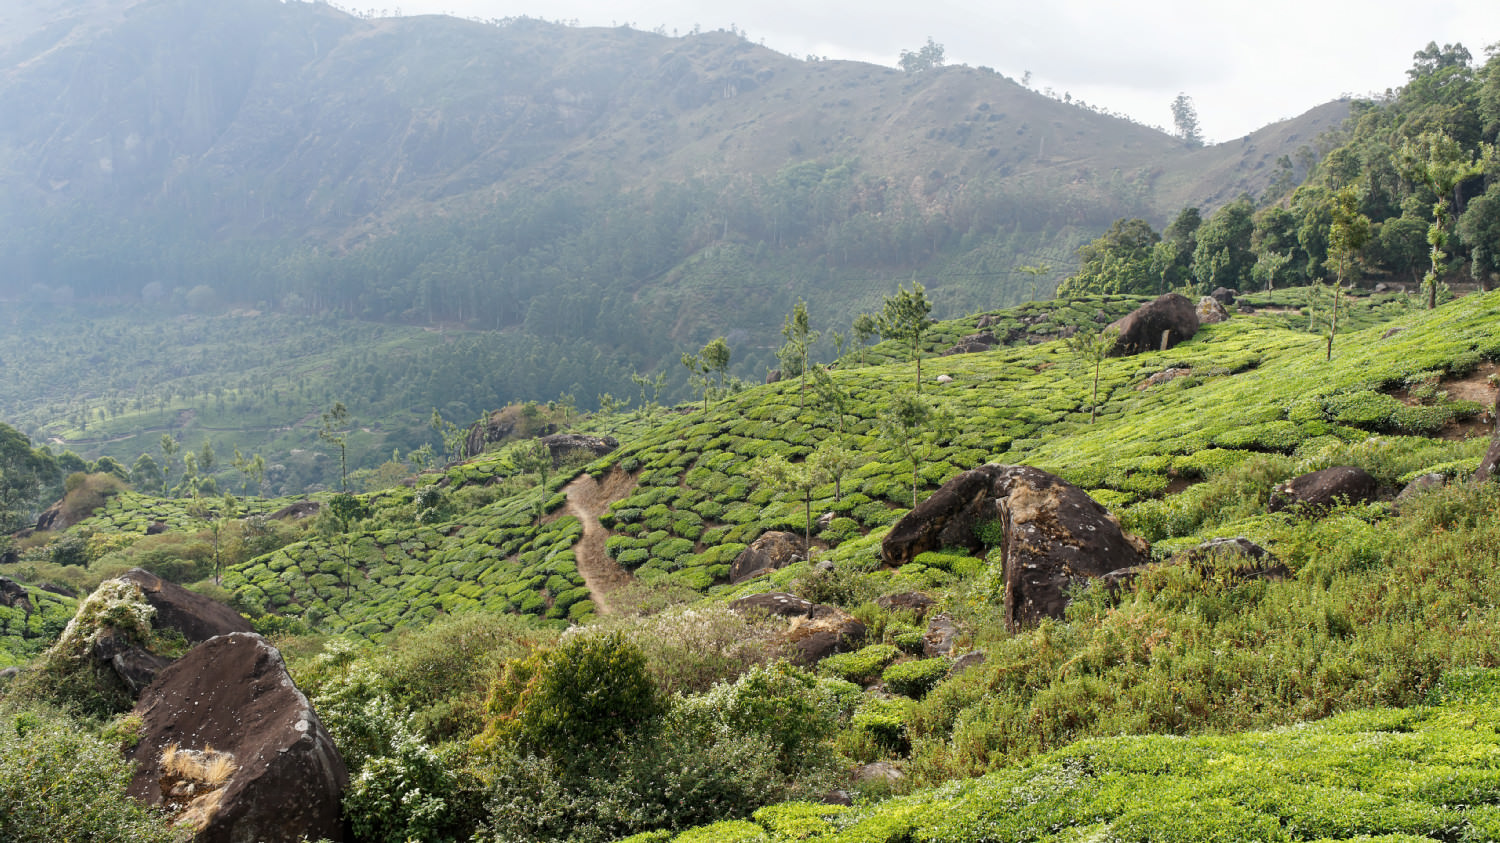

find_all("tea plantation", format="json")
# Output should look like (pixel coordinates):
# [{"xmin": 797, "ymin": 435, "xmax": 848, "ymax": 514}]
[{"xmin": 8, "ymin": 288, "xmax": 1500, "ymax": 842}]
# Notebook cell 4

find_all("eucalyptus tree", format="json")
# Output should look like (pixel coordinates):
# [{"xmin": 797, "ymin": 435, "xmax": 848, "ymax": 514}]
[
  {"xmin": 780, "ymin": 301, "xmax": 819, "ymax": 409},
  {"xmin": 878, "ymin": 283, "xmax": 934, "ymax": 393}
]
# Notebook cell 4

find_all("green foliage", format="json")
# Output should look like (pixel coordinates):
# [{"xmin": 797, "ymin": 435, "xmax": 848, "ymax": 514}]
[
  {"xmin": 16, "ymin": 579, "xmax": 156, "ymax": 717},
  {"xmin": 877, "ymin": 283, "xmax": 933, "ymax": 392},
  {"xmin": 502, "ymin": 631, "xmax": 663, "ymax": 766},
  {"xmin": 345, "ymin": 732, "xmax": 481, "ymax": 843},
  {"xmin": 0, "ymin": 705, "xmax": 174, "ymax": 842},
  {"xmin": 1057, "ymin": 217, "xmax": 1162, "ymax": 296},
  {"xmin": 819, "ymin": 644, "xmax": 901, "ymax": 685},
  {"xmin": 0, "ymin": 423, "xmax": 62, "ymax": 533},
  {"xmin": 882, "ymin": 657, "xmax": 950, "ymax": 699}
]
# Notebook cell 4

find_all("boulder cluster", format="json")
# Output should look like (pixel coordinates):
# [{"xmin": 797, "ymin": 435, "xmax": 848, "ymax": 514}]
[{"xmin": 52, "ymin": 569, "xmax": 346, "ymax": 842}]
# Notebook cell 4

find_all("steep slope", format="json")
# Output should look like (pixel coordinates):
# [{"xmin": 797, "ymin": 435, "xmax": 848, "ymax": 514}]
[{"xmin": 0, "ymin": 0, "xmax": 1340, "ymax": 239}]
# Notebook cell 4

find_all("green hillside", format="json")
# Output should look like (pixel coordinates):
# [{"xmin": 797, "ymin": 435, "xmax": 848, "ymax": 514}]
[{"xmin": 8, "ymin": 289, "xmax": 1500, "ymax": 841}]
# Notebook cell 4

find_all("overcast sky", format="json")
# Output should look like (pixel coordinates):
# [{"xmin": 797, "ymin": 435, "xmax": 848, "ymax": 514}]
[{"xmin": 367, "ymin": 0, "xmax": 1500, "ymax": 143}]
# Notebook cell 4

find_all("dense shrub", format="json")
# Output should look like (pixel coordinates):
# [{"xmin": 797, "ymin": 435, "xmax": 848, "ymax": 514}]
[
  {"xmin": 605, "ymin": 606, "xmax": 786, "ymax": 696},
  {"xmin": 883, "ymin": 658, "xmax": 949, "ymax": 698},
  {"xmin": 819, "ymin": 644, "xmax": 901, "ymax": 685},
  {"xmin": 487, "ymin": 631, "xmax": 662, "ymax": 767},
  {"xmin": 0, "ymin": 705, "xmax": 174, "ymax": 842}
]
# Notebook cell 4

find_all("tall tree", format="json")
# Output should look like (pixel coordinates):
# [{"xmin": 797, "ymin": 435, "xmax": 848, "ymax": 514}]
[
  {"xmin": 159, "ymin": 434, "xmax": 179, "ymax": 496},
  {"xmin": 878, "ymin": 282, "xmax": 934, "ymax": 393},
  {"xmin": 879, "ymin": 393, "xmax": 953, "ymax": 508},
  {"xmin": 851, "ymin": 313, "xmax": 879, "ymax": 365},
  {"xmin": 1171, "ymin": 93, "xmax": 1204, "ymax": 147},
  {"xmin": 1057, "ymin": 219, "xmax": 1160, "ymax": 296},
  {"xmin": 1192, "ymin": 197, "xmax": 1256, "ymax": 293},
  {"xmin": 1066, "ymin": 327, "xmax": 1120, "ymax": 423},
  {"xmin": 1152, "ymin": 208, "xmax": 1201, "ymax": 292},
  {"xmin": 780, "ymin": 300, "xmax": 819, "ymax": 409},
  {"xmin": 680, "ymin": 350, "xmax": 712, "ymax": 412},
  {"xmin": 749, "ymin": 453, "xmax": 827, "ymax": 547},
  {"xmin": 0, "ymin": 423, "xmax": 59, "ymax": 532},
  {"xmin": 1401, "ymin": 130, "xmax": 1487, "ymax": 308},
  {"xmin": 898, "ymin": 37, "xmax": 945, "ymax": 73},
  {"xmin": 1458, "ymin": 180, "xmax": 1500, "ymax": 289},
  {"xmin": 1323, "ymin": 187, "xmax": 1372, "ymax": 360},
  {"xmin": 701, "ymin": 337, "xmax": 732, "ymax": 405},
  {"xmin": 319, "ymin": 401, "xmax": 351, "ymax": 491}
]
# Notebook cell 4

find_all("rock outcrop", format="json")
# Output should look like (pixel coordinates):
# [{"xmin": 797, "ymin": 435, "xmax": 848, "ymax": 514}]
[
  {"xmin": 119, "ymin": 569, "xmax": 253, "ymax": 645},
  {"xmin": 875, "ymin": 591, "xmax": 936, "ymax": 619},
  {"xmin": 1475, "ymin": 410, "xmax": 1500, "ymax": 483},
  {"xmin": 1137, "ymin": 368, "xmax": 1192, "ymax": 390},
  {"xmin": 1197, "ymin": 296, "xmax": 1230, "ymax": 324},
  {"xmin": 538, "ymin": 433, "xmax": 619, "ymax": 466},
  {"xmin": 729, "ymin": 531, "xmax": 807, "ymax": 584},
  {"xmin": 729, "ymin": 592, "xmax": 815, "ymax": 618},
  {"xmin": 786, "ymin": 604, "xmax": 867, "ymax": 665},
  {"xmin": 923, "ymin": 612, "xmax": 960, "ymax": 656},
  {"xmin": 1397, "ymin": 472, "xmax": 1447, "ymax": 505},
  {"xmin": 1106, "ymin": 293, "xmax": 1199, "ymax": 356},
  {"xmin": 269, "ymin": 500, "xmax": 321, "ymax": 521},
  {"xmin": 126, "ymin": 633, "xmax": 347, "ymax": 843},
  {"xmin": 1268, "ymin": 466, "xmax": 1379, "ymax": 513},
  {"xmin": 729, "ymin": 592, "xmax": 866, "ymax": 665},
  {"xmin": 464, "ymin": 407, "xmax": 559, "ymax": 459},
  {"xmin": 0, "ymin": 576, "xmax": 29, "ymax": 613},
  {"xmin": 882, "ymin": 465, "xmax": 1150, "ymax": 631},
  {"xmin": 53, "ymin": 572, "xmax": 255, "ymax": 707},
  {"xmin": 941, "ymin": 331, "xmax": 998, "ymax": 356}
]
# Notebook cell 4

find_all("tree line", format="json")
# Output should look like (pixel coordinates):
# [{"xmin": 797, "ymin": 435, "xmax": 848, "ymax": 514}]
[{"xmin": 1059, "ymin": 42, "xmax": 1500, "ymax": 301}]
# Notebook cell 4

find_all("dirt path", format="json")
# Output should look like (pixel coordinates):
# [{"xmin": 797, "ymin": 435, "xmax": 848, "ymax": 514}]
[{"xmin": 563, "ymin": 467, "xmax": 637, "ymax": 615}]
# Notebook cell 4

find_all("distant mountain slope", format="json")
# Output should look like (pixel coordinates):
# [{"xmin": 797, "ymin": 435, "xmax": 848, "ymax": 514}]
[
  {"xmin": 0, "ymin": 0, "xmax": 1343, "ymax": 242},
  {"xmin": 0, "ymin": 0, "xmax": 1348, "ymax": 425}
]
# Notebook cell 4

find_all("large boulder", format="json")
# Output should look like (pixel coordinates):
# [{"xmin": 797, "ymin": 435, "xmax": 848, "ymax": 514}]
[
  {"xmin": 1196, "ymin": 296, "xmax": 1230, "ymax": 324},
  {"xmin": 1396, "ymin": 472, "xmax": 1448, "ymax": 508},
  {"xmin": 1106, "ymin": 293, "xmax": 1200, "ymax": 356},
  {"xmin": 119, "ymin": 569, "xmax": 252, "ymax": 645},
  {"xmin": 941, "ymin": 331, "xmax": 998, "ymax": 356},
  {"xmin": 882, "ymin": 465, "xmax": 1150, "ymax": 631},
  {"xmin": 50, "ymin": 573, "xmax": 252, "ymax": 707},
  {"xmin": 464, "ymin": 407, "xmax": 559, "ymax": 458},
  {"xmin": 875, "ymin": 591, "xmax": 937, "ymax": 619},
  {"xmin": 1474, "ymin": 409, "xmax": 1500, "ymax": 483},
  {"xmin": 730, "ymin": 531, "xmax": 807, "ymax": 584},
  {"xmin": 269, "ymin": 500, "xmax": 320, "ymax": 521},
  {"xmin": 729, "ymin": 592, "xmax": 815, "ymax": 618},
  {"xmin": 1268, "ymin": 466, "xmax": 1379, "ymax": 513},
  {"xmin": 786, "ymin": 605, "xmax": 867, "ymax": 666},
  {"xmin": 126, "ymin": 633, "xmax": 347, "ymax": 843},
  {"xmin": 538, "ymin": 433, "xmax": 619, "ymax": 466},
  {"xmin": 0, "ymin": 576, "xmax": 29, "ymax": 613},
  {"xmin": 729, "ymin": 593, "xmax": 867, "ymax": 665}
]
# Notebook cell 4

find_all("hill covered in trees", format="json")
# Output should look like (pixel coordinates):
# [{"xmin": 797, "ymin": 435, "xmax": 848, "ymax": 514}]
[{"xmin": 1, "ymin": 0, "xmax": 1342, "ymax": 357}]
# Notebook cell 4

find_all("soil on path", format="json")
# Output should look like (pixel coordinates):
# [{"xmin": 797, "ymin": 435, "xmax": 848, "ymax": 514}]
[{"xmin": 563, "ymin": 467, "xmax": 637, "ymax": 615}]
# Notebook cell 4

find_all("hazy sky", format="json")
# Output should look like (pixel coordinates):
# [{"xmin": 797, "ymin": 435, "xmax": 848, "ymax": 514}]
[{"xmin": 368, "ymin": 0, "xmax": 1499, "ymax": 143}]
